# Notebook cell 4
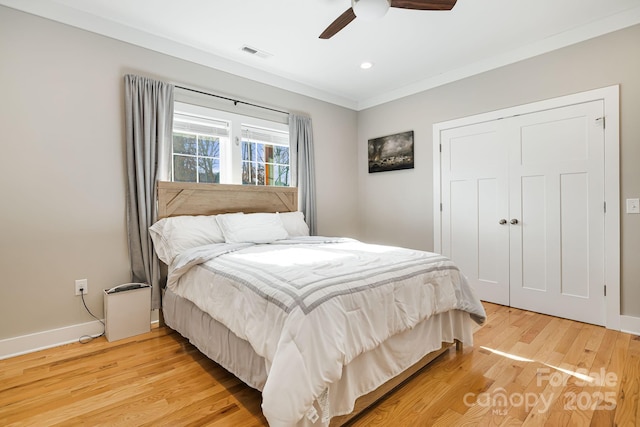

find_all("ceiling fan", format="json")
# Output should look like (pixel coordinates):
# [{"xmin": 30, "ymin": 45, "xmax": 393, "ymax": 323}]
[{"xmin": 319, "ymin": 0, "xmax": 458, "ymax": 39}]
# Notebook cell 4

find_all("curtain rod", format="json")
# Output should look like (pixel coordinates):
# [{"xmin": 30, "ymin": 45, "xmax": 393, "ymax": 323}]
[{"xmin": 175, "ymin": 85, "xmax": 289, "ymax": 116}]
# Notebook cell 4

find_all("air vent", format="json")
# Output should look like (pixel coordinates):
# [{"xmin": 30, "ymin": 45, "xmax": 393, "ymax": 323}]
[
  {"xmin": 242, "ymin": 46, "xmax": 258, "ymax": 55},
  {"xmin": 241, "ymin": 45, "xmax": 273, "ymax": 59}
]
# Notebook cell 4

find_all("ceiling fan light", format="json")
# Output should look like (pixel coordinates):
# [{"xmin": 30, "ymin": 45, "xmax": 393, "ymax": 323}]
[{"xmin": 352, "ymin": 0, "xmax": 391, "ymax": 21}]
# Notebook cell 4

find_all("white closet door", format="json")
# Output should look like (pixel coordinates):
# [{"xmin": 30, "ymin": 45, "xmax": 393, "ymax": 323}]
[
  {"xmin": 440, "ymin": 121, "xmax": 510, "ymax": 305},
  {"xmin": 508, "ymin": 100, "xmax": 605, "ymax": 325},
  {"xmin": 439, "ymin": 100, "xmax": 606, "ymax": 326}
]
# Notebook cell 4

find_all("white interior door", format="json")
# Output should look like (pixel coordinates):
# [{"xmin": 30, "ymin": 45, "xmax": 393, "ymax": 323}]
[
  {"xmin": 508, "ymin": 100, "xmax": 605, "ymax": 325},
  {"xmin": 439, "ymin": 100, "xmax": 606, "ymax": 326},
  {"xmin": 440, "ymin": 121, "xmax": 510, "ymax": 306}
]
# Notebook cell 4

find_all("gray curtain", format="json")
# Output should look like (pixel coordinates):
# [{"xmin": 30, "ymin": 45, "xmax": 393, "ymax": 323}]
[
  {"xmin": 124, "ymin": 75, "xmax": 174, "ymax": 309},
  {"xmin": 289, "ymin": 114, "xmax": 317, "ymax": 235}
]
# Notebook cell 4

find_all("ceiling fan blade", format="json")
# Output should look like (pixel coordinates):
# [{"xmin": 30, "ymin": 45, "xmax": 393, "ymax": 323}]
[
  {"xmin": 390, "ymin": 0, "xmax": 457, "ymax": 10},
  {"xmin": 319, "ymin": 7, "xmax": 357, "ymax": 39}
]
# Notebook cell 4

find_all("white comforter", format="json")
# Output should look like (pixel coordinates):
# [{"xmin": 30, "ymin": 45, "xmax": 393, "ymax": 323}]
[{"xmin": 166, "ymin": 237, "xmax": 485, "ymax": 426}]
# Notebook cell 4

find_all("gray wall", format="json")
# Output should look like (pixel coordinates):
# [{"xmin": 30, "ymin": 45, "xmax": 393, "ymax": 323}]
[
  {"xmin": 357, "ymin": 24, "xmax": 640, "ymax": 317},
  {"xmin": 0, "ymin": 6, "xmax": 358, "ymax": 340}
]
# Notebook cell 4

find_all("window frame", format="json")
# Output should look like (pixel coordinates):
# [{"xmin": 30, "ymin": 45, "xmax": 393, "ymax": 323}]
[{"xmin": 172, "ymin": 102, "xmax": 291, "ymax": 186}]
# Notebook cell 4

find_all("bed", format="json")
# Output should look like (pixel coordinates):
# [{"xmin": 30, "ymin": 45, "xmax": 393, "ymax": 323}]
[{"xmin": 152, "ymin": 181, "xmax": 486, "ymax": 427}]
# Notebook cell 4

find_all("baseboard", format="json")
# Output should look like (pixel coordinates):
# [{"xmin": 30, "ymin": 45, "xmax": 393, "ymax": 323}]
[
  {"xmin": 0, "ymin": 320, "xmax": 105, "ymax": 360},
  {"xmin": 620, "ymin": 315, "xmax": 640, "ymax": 336},
  {"xmin": 0, "ymin": 310, "xmax": 161, "ymax": 360}
]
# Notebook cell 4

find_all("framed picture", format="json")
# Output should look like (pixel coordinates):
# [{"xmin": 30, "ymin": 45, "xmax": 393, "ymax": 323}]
[{"xmin": 368, "ymin": 130, "xmax": 414, "ymax": 173}]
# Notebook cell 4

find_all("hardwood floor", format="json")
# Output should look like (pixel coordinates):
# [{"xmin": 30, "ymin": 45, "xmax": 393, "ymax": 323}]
[{"xmin": 1, "ymin": 302, "xmax": 639, "ymax": 426}]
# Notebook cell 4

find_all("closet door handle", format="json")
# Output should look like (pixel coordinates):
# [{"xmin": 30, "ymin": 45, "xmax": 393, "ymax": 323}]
[
  {"xmin": 499, "ymin": 219, "xmax": 507, "ymax": 225},
  {"xmin": 510, "ymin": 219, "xmax": 519, "ymax": 225}
]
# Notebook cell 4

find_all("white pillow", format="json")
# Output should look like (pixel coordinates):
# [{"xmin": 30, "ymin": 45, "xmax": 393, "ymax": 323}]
[
  {"xmin": 216, "ymin": 212, "xmax": 288, "ymax": 244},
  {"xmin": 149, "ymin": 215, "xmax": 225, "ymax": 264},
  {"xmin": 278, "ymin": 211, "xmax": 310, "ymax": 237}
]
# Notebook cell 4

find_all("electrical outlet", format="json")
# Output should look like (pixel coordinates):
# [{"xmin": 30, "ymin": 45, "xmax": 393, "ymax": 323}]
[{"xmin": 75, "ymin": 279, "xmax": 88, "ymax": 296}]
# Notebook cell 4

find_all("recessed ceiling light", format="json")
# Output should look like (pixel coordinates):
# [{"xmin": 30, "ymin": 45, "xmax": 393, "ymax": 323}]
[{"xmin": 360, "ymin": 62, "xmax": 373, "ymax": 70}]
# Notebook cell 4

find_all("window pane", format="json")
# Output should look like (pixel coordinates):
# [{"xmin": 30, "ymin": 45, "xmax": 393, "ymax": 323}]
[
  {"xmin": 173, "ymin": 155, "xmax": 197, "ymax": 182},
  {"xmin": 274, "ymin": 146, "xmax": 289, "ymax": 164},
  {"xmin": 198, "ymin": 158, "xmax": 220, "ymax": 183},
  {"xmin": 265, "ymin": 163, "xmax": 274, "ymax": 186},
  {"xmin": 275, "ymin": 165, "xmax": 290, "ymax": 186},
  {"xmin": 256, "ymin": 163, "xmax": 265, "ymax": 185},
  {"xmin": 265, "ymin": 145, "xmax": 274, "ymax": 163},
  {"xmin": 256, "ymin": 143, "xmax": 265, "ymax": 163},
  {"xmin": 241, "ymin": 141, "xmax": 251, "ymax": 161},
  {"xmin": 199, "ymin": 136, "xmax": 219, "ymax": 157},
  {"xmin": 242, "ymin": 161, "xmax": 256, "ymax": 185},
  {"xmin": 173, "ymin": 133, "xmax": 197, "ymax": 155}
]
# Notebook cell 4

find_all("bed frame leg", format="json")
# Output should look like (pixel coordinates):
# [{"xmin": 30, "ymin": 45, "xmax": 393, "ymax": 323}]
[{"xmin": 455, "ymin": 339, "xmax": 463, "ymax": 352}]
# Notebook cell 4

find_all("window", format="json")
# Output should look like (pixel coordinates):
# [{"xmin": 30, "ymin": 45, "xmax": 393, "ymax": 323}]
[
  {"xmin": 172, "ymin": 113, "xmax": 228, "ymax": 183},
  {"xmin": 241, "ymin": 125, "xmax": 290, "ymax": 186},
  {"xmin": 172, "ymin": 102, "xmax": 290, "ymax": 186}
]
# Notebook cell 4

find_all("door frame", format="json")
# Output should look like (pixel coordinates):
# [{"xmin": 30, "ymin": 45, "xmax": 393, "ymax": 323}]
[{"xmin": 433, "ymin": 85, "xmax": 620, "ymax": 330}]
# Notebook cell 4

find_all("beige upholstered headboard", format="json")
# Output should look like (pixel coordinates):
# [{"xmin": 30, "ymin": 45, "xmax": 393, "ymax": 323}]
[{"xmin": 157, "ymin": 181, "xmax": 298, "ymax": 219}]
